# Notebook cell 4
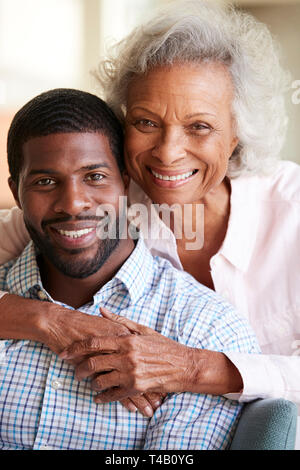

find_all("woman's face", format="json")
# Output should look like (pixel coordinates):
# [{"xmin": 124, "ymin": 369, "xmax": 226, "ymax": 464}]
[{"xmin": 124, "ymin": 62, "xmax": 238, "ymax": 205}]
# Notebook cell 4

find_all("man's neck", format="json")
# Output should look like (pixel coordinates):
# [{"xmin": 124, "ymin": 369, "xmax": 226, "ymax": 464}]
[{"xmin": 38, "ymin": 239, "xmax": 135, "ymax": 309}]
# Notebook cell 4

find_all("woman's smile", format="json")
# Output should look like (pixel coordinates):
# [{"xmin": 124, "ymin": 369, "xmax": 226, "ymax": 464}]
[{"xmin": 147, "ymin": 166, "xmax": 199, "ymax": 188}]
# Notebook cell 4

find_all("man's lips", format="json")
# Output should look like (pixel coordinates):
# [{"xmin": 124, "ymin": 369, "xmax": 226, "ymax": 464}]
[
  {"xmin": 45, "ymin": 220, "xmax": 105, "ymax": 248},
  {"xmin": 49, "ymin": 226, "xmax": 98, "ymax": 249},
  {"xmin": 52, "ymin": 226, "xmax": 95, "ymax": 239}
]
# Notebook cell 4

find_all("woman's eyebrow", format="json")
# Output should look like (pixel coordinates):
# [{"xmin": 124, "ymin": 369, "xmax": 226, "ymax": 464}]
[
  {"xmin": 184, "ymin": 112, "xmax": 216, "ymax": 119},
  {"xmin": 128, "ymin": 106, "xmax": 157, "ymax": 115}
]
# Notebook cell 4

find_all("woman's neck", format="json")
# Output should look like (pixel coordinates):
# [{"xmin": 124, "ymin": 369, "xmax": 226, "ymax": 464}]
[{"xmin": 175, "ymin": 179, "xmax": 231, "ymax": 289}]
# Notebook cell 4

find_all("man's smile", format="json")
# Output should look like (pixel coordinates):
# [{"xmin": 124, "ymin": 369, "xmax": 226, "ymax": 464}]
[{"xmin": 49, "ymin": 224, "xmax": 98, "ymax": 250}]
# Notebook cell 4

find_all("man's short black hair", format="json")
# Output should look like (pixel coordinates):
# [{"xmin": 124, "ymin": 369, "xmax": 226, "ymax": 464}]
[{"xmin": 7, "ymin": 88, "xmax": 125, "ymax": 184}]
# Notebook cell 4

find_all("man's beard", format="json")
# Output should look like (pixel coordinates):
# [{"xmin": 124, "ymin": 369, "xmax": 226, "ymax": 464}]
[{"xmin": 24, "ymin": 212, "xmax": 126, "ymax": 279}]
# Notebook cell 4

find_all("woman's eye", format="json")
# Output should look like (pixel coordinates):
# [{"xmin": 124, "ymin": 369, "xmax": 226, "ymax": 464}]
[
  {"xmin": 189, "ymin": 122, "xmax": 211, "ymax": 132},
  {"xmin": 133, "ymin": 119, "xmax": 157, "ymax": 132}
]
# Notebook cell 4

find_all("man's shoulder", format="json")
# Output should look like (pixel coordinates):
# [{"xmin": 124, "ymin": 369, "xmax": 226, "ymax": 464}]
[
  {"xmin": 0, "ymin": 258, "xmax": 17, "ymax": 289},
  {"xmin": 0, "ymin": 242, "xmax": 35, "ymax": 292}
]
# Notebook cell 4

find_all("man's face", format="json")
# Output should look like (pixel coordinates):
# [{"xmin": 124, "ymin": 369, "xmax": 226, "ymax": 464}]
[{"xmin": 10, "ymin": 132, "xmax": 128, "ymax": 278}]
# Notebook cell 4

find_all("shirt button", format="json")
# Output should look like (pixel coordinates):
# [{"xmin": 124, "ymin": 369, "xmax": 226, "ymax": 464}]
[
  {"xmin": 40, "ymin": 445, "xmax": 50, "ymax": 450},
  {"xmin": 37, "ymin": 290, "xmax": 48, "ymax": 301},
  {"xmin": 51, "ymin": 379, "xmax": 62, "ymax": 390}
]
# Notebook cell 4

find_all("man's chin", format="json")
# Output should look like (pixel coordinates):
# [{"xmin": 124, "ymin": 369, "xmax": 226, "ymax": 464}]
[
  {"xmin": 43, "ymin": 238, "xmax": 120, "ymax": 279},
  {"xmin": 26, "ymin": 219, "xmax": 121, "ymax": 279}
]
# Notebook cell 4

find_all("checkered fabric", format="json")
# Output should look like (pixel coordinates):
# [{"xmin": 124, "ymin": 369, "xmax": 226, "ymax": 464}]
[{"xmin": 0, "ymin": 238, "xmax": 260, "ymax": 450}]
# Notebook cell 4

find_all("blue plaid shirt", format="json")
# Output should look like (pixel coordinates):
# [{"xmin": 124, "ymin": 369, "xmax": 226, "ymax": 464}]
[{"xmin": 0, "ymin": 237, "xmax": 260, "ymax": 450}]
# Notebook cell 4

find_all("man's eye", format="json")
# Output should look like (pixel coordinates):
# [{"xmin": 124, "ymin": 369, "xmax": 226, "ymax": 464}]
[
  {"xmin": 85, "ymin": 173, "xmax": 104, "ymax": 183},
  {"xmin": 36, "ymin": 178, "xmax": 55, "ymax": 186}
]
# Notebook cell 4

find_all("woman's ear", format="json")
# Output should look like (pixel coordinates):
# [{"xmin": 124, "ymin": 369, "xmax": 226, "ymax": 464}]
[{"xmin": 8, "ymin": 177, "xmax": 21, "ymax": 209}]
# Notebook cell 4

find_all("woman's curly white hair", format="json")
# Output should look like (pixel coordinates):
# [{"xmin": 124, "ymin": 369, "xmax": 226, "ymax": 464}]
[{"xmin": 94, "ymin": 0, "xmax": 291, "ymax": 177}]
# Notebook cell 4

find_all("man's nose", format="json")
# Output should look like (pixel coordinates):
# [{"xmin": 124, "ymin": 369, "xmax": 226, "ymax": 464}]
[
  {"xmin": 151, "ymin": 127, "xmax": 187, "ymax": 166},
  {"xmin": 53, "ymin": 181, "xmax": 92, "ymax": 216}
]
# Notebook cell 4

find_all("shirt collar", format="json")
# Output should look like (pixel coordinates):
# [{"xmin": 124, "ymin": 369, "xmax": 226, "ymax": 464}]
[
  {"xmin": 128, "ymin": 180, "xmax": 175, "ymax": 242},
  {"xmin": 6, "ymin": 236, "xmax": 155, "ymax": 306},
  {"xmin": 6, "ymin": 241, "xmax": 43, "ymax": 296},
  {"xmin": 216, "ymin": 174, "xmax": 262, "ymax": 272},
  {"xmin": 129, "ymin": 177, "xmax": 262, "ymax": 274},
  {"xmin": 109, "ymin": 234, "xmax": 155, "ymax": 304}
]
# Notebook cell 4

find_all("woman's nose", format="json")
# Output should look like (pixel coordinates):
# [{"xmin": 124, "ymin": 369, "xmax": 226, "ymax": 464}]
[
  {"xmin": 151, "ymin": 127, "xmax": 187, "ymax": 166},
  {"xmin": 53, "ymin": 181, "xmax": 92, "ymax": 216}
]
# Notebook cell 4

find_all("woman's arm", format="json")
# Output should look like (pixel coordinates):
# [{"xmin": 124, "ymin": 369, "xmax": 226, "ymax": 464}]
[
  {"xmin": 0, "ymin": 207, "xmax": 29, "ymax": 263},
  {"xmin": 61, "ymin": 308, "xmax": 245, "ymax": 404},
  {"xmin": 65, "ymin": 310, "xmax": 300, "ymax": 407},
  {"xmin": 0, "ymin": 294, "xmax": 164, "ymax": 416},
  {"xmin": 224, "ymin": 351, "xmax": 300, "ymax": 404},
  {"xmin": 0, "ymin": 294, "xmax": 132, "ymax": 353}
]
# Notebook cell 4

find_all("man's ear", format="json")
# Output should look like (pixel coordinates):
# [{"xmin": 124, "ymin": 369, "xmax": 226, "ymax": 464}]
[
  {"xmin": 121, "ymin": 169, "xmax": 130, "ymax": 195},
  {"xmin": 8, "ymin": 177, "xmax": 21, "ymax": 209}
]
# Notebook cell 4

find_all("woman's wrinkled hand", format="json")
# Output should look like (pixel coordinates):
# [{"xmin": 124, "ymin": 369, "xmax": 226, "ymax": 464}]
[
  {"xmin": 59, "ymin": 309, "xmax": 197, "ymax": 404},
  {"xmin": 41, "ymin": 305, "xmax": 131, "ymax": 356},
  {"xmin": 45, "ymin": 305, "xmax": 167, "ymax": 416}
]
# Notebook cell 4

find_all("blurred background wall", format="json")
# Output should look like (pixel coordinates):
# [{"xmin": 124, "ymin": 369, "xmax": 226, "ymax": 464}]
[{"xmin": 0, "ymin": 0, "xmax": 299, "ymax": 208}]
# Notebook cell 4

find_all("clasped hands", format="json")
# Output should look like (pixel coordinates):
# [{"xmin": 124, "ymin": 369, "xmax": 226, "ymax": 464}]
[{"xmin": 52, "ymin": 307, "xmax": 194, "ymax": 417}]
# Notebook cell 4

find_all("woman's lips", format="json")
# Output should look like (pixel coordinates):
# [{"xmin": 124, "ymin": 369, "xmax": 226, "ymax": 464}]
[{"xmin": 147, "ymin": 166, "xmax": 198, "ymax": 188}]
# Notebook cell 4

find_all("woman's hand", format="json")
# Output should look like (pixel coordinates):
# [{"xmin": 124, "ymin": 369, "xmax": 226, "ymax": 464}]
[
  {"xmin": 120, "ymin": 393, "xmax": 166, "ymax": 418},
  {"xmin": 0, "ymin": 295, "xmax": 165, "ymax": 416},
  {"xmin": 45, "ymin": 305, "xmax": 167, "ymax": 416},
  {"xmin": 60, "ymin": 309, "xmax": 199, "ymax": 403},
  {"xmin": 0, "ymin": 294, "xmax": 130, "ymax": 354},
  {"xmin": 40, "ymin": 304, "xmax": 131, "ymax": 355},
  {"xmin": 60, "ymin": 308, "xmax": 243, "ymax": 402}
]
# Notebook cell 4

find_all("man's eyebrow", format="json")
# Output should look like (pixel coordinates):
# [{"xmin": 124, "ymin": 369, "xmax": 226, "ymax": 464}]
[
  {"xmin": 79, "ymin": 163, "xmax": 112, "ymax": 171},
  {"xmin": 27, "ymin": 169, "xmax": 58, "ymax": 176},
  {"xmin": 28, "ymin": 163, "xmax": 112, "ymax": 176}
]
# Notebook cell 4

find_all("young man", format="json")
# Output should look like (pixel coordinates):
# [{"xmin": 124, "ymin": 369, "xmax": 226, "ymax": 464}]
[{"xmin": 0, "ymin": 89, "xmax": 259, "ymax": 450}]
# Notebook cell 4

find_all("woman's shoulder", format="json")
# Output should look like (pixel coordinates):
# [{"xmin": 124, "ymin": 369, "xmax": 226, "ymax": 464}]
[
  {"xmin": 232, "ymin": 160, "xmax": 300, "ymax": 203},
  {"xmin": 265, "ymin": 160, "xmax": 300, "ymax": 201},
  {"xmin": 0, "ymin": 206, "xmax": 23, "ymax": 222},
  {"xmin": 0, "ymin": 206, "xmax": 29, "ymax": 264}
]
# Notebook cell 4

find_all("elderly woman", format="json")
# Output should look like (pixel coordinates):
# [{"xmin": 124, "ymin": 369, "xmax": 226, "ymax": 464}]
[{"xmin": 0, "ymin": 0, "xmax": 300, "ymax": 439}]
